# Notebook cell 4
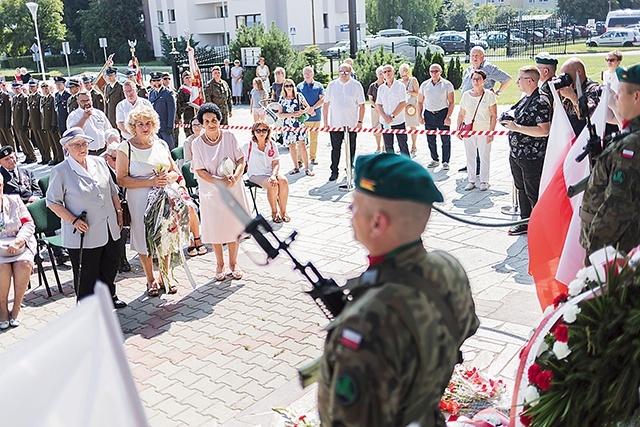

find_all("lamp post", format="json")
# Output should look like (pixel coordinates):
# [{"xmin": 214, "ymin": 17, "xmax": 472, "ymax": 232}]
[{"xmin": 26, "ymin": 2, "xmax": 46, "ymax": 81}]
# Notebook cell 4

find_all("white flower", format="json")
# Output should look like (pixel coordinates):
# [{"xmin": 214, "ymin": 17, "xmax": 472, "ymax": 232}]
[
  {"xmin": 553, "ymin": 341, "xmax": 572, "ymax": 360},
  {"xmin": 563, "ymin": 304, "xmax": 582, "ymax": 324},
  {"xmin": 568, "ymin": 278, "xmax": 586, "ymax": 296},
  {"xmin": 536, "ymin": 341, "xmax": 549, "ymax": 357},
  {"xmin": 575, "ymin": 267, "xmax": 589, "ymax": 282},
  {"xmin": 582, "ymin": 265, "xmax": 599, "ymax": 282},
  {"xmin": 523, "ymin": 385, "xmax": 540, "ymax": 406}
]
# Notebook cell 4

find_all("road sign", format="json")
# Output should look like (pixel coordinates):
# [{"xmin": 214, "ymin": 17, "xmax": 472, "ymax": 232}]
[
  {"xmin": 289, "ymin": 27, "xmax": 296, "ymax": 36},
  {"xmin": 99, "ymin": 38, "xmax": 108, "ymax": 48},
  {"xmin": 340, "ymin": 24, "xmax": 349, "ymax": 32},
  {"xmin": 30, "ymin": 43, "xmax": 39, "ymax": 54}
]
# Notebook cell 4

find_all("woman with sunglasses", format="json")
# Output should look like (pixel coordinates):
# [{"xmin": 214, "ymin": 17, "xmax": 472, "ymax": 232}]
[
  {"xmin": 246, "ymin": 122, "xmax": 290, "ymax": 223},
  {"xmin": 277, "ymin": 78, "xmax": 314, "ymax": 176}
]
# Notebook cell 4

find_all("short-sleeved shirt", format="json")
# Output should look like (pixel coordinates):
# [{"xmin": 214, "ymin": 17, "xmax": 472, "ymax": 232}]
[
  {"xmin": 419, "ymin": 78, "xmax": 454, "ymax": 112},
  {"xmin": 367, "ymin": 81, "xmax": 381, "ymax": 108},
  {"xmin": 459, "ymin": 89, "xmax": 497, "ymax": 131},
  {"xmin": 461, "ymin": 61, "xmax": 511, "ymax": 93},
  {"xmin": 507, "ymin": 88, "xmax": 551, "ymax": 160},
  {"xmin": 376, "ymin": 80, "xmax": 407, "ymax": 126},
  {"xmin": 66, "ymin": 107, "xmax": 113, "ymax": 151},
  {"xmin": 324, "ymin": 78, "xmax": 366, "ymax": 127},
  {"xmin": 245, "ymin": 139, "xmax": 280, "ymax": 177},
  {"xmin": 562, "ymin": 78, "xmax": 601, "ymax": 136},
  {"xmin": 115, "ymin": 97, "xmax": 152, "ymax": 139},
  {"xmin": 297, "ymin": 80, "xmax": 324, "ymax": 122}
]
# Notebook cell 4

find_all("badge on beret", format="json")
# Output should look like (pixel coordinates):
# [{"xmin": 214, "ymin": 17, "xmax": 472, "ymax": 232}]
[
  {"xmin": 612, "ymin": 170, "xmax": 626, "ymax": 185},
  {"xmin": 340, "ymin": 328, "xmax": 362, "ymax": 351},
  {"xmin": 335, "ymin": 373, "xmax": 358, "ymax": 406}
]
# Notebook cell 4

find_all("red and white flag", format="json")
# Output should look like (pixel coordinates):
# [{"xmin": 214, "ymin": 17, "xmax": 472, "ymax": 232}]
[
  {"xmin": 187, "ymin": 44, "xmax": 205, "ymax": 106},
  {"xmin": 528, "ymin": 86, "xmax": 609, "ymax": 310}
]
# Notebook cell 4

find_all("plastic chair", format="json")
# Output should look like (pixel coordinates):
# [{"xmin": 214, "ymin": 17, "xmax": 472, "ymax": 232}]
[
  {"xmin": 181, "ymin": 161, "xmax": 199, "ymax": 206},
  {"xmin": 26, "ymin": 199, "xmax": 63, "ymax": 297},
  {"xmin": 171, "ymin": 146, "xmax": 184, "ymax": 161},
  {"xmin": 38, "ymin": 174, "xmax": 50, "ymax": 196}
]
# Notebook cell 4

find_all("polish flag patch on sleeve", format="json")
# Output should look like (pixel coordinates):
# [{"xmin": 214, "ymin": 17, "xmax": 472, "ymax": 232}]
[
  {"xmin": 340, "ymin": 328, "xmax": 363, "ymax": 351},
  {"xmin": 622, "ymin": 149, "xmax": 634, "ymax": 159}
]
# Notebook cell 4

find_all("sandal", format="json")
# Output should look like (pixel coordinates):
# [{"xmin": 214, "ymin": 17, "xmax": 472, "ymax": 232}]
[
  {"xmin": 187, "ymin": 242, "xmax": 198, "ymax": 257},
  {"xmin": 230, "ymin": 268, "xmax": 244, "ymax": 280},
  {"xmin": 194, "ymin": 237, "xmax": 207, "ymax": 255},
  {"xmin": 146, "ymin": 281, "xmax": 159, "ymax": 297},
  {"xmin": 215, "ymin": 266, "xmax": 226, "ymax": 281},
  {"xmin": 289, "ymin": 168, "xmax": 300, "ymax": 175},
  {"xmin": 165, "ymin": 283, "xmax": 177, "ymax": 294},
  {"xmin": 281, "ymin": 213, "xmax": 291, "ymax": 223},
  {"xmin": 272, "ymin": 212, "xmax": 283, "ymax": 223},
  {"xmin": 411, "ymin": 146, "xmax": 417, "ymax": 154},
  {"xmin": 305, "ymin": 169, "xmax": 315, "ymax": 176}
]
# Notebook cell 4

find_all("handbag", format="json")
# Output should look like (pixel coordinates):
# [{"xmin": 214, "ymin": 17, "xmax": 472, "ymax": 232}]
[
  {"xmin": 217, "ymin": 156, "xmax": 236, "ymax": 177},
  {"xmin": 0, "ymin": 237, "xmax": 26, "ymax": 258},
  {"xmin": 460, "ymin": 91, "xmax": 485, "ymax": 136},
  {"xmin": 120, "ymin": 143, "xmax": 132, "ymax": 227}
]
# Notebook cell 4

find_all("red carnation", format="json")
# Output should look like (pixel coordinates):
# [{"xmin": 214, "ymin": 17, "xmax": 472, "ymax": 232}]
[
  {"xmin": 553, "ymin": 292, "xmax": 568, "ymax": 308},
  {"xmin": 520, "ymin": 414, "xmax": 533, "ymax": 427},
  {"xmin": 554, "ymin": 324, "xmax": 569, "ymax": 343},
  {"xmin": 528, "ymin": 363, "xmax": 542, "ymax": 384},
  {"xmin": 536, "ymin": 370, "xmax": 554, "ymax": 391}
]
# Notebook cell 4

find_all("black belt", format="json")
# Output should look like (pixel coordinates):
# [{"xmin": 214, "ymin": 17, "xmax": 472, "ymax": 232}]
[
  {"xmin": 426, "ymin": 107, "xmax": 448, "ymax": 114},
  {"xmin": 89, "ymin": 147, "xmax": 106, "ymax": 156}
]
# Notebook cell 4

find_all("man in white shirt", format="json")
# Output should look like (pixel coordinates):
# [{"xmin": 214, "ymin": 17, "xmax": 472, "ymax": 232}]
[
  {"xmin": 322, "ymin": 63, "xmax": 365, "ymax": 182},
  {"xmin": 66, "ymin": 91, "xmax": 113, "ymax": 155},
  {"xmin": 375, "ymin": 64, "xmax": 409, "ymax": 156},
  {"xmin": 417, "ymin": 63, "xmax": 455, "ymax": 169},
  {"xmin": 116, "ymin": 80, "xmax": 152, "ymax": 139}
]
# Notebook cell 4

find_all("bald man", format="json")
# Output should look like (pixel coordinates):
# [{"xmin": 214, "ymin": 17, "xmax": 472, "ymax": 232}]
[{"xmin": 558, "ymin": 57, "xmax": 602, "ymax": 135}]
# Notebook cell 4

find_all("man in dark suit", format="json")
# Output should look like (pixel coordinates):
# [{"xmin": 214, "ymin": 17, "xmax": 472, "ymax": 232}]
[
  {"xmin": 148, "ymin": 72, "xmax": 176, "ymax": 149},
  {"xmin": 104, "ymin": 67, "xmax": 125, "ymax": 129},
  {"xmin": 221, "ymin": 58, "xmax": 233, "ymax": 88},
  {"xmin": 0, "ymin": 81, "xmax": 14, "ymax": 150},
  {"xmin": 54, "ymin": 76, "xmax": 71, "ymax": 136},
  {"xmin": 11, "ymin": 82, "xmax": 36, "ymax": 163}
]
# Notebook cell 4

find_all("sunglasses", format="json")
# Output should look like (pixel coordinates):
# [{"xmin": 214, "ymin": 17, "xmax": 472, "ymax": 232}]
[
  {"xmin": 162, "ymin": 77, "xmax": 170, "ymax": 80},
  {"xmin": 429, "ymin": 70, "xmax": 441, "ymax": 73},
  {"xmin": 605, "ymin": 58, "xmax": 618, "ymax": 62},
  {"xmin": 255, "ymin": 128, "xmax": 269, "ymax": 133},
  {"xmin": 339, "ymin": 71, "xmax": 350, "ymax": 75},
  {"xmin": 284, "ymin": 84, "xmax": 294, "ymax": 88}
]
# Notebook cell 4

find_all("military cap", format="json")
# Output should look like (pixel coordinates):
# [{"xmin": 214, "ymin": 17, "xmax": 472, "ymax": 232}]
[
  {"xmin": 125, "ymin": 70, "xmax": 136, "ymax": 77},
  {"xmin": 162, "ymin": 72, "xmax": 170, "ymax": 78},
  {"xmin": 67, "ymin": 78, "xmax": 80, "ymax": 88},
  {"xmin": 60, "ymin": 127, "xmax": 94, "ymax": 146},
  {"xmin": 28, "ymin": 80, "xmax": 38, "ymax": 87},
  {"xmin": 354, "ymin": 153, "xmax": 444, "ymax": 205},
  {"xmin": 105, "ymin": 67, "xmax": 118, "ymax": 76},
  {"xmin": 0, "ymin": 145, "xmax": 14, "ymax": 160},
  {"xmin": 40, "ymin": 81, "xmax": 49, "ymax": 87},
  {"xmin": 81, "ymin": 75, "xmax": 94, "ymax": 84},
  {"xmin": 53, "ymin": 76, "xmax": 66, "ymax": 83},
  {"xmin": 617, "ymin": 64, "xmax": 640, "ymax": 84},
  {"xmin": 182, "ymin": 70, "xmax": 192, "ymax": 79},
  {"xmin": 11, "ymin": 81, "xmax": 22, "ymax": 88},
  {"xmin": 149, "ymin": 72, "xmax": 162, "ymax": 81},
  {"xmin": 535, "ymin": 52, "xmax": 558, "ymax": 65}
]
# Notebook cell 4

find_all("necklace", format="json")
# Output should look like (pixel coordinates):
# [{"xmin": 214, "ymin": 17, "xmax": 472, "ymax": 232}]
[{"xmin": 204, "ymin": 131, "xmax": 222, "ymax": 145}]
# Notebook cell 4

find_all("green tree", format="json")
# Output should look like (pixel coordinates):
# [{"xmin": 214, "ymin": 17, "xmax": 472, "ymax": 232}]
[
  {"xmin": 446, "ymin": 56, "xmax": 463, "ymax": 89},
  {"xmin": 159, "ymin": 29, "xmax": 200, "ymax": 65},
  {"xmin": 366, "ymin": 0, "xmax": 442, "ymax": 35},
  {"xmin": 353, "ymin": 46, "xmax": 404, "ymax": 89},
  {"xmin": 495, "ymin": 6, "xmax": 519, "ymax": 25},
  {"xmin": 287, "ymin": 45, "xmax": 329, "ymax": 85},
  {"xmin": 558, "ymin": 0, "xmax": 608, "ymax": 24},
  {"xmin": 62, "ymin": 0, "xmax": 89, "ymax": 45},
  {"xmin": 78, "ymin": 0, "xmax": 153, "ymax": 64},
  {"xmin": 431, "ymin": 52, "xmax": 445, "ymax": 71},
  {"xmin": 412, "ymin": 52, "xmax": 428, "ymax": 84},
  {"xmin": 475, "ymin": 4, "xmax": 497, "ymax": 29},
  {"xmin": 435, "ymin": 0, "xmax": 472, "ymax": 32},
  {"xmin": 0, "ymin": 0, "xmax": 66, "ymax": 57}
]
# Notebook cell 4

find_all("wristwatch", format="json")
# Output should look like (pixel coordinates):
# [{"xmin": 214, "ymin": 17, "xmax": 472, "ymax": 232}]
[
  {"xmin": 495, "ymin": 90, "xmax": 501, "ymax": 96},
  {"xmin": 391, "ymin": 114, "xmax": 395, "ymax": 119}
]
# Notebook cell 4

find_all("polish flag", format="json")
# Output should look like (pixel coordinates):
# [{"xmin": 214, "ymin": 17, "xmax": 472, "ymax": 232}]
[
  {"xmin": 187, "ymin": 44, "xmax": 205, "ymax": 106},
  {"xmin": 528, "ymin": 85, "xmax": 609, "ymax": 310}
]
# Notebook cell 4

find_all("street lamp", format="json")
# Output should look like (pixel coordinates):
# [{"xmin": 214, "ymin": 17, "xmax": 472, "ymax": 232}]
[{"xmin": 26, "ymin": 2, "xmax": 46, "ymax": 81}]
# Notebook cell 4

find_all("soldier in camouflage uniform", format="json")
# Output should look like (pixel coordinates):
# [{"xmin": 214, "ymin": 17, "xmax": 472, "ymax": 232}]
[
  {"xmin": 203, "ymin": 66, "xmax": 233, "ymax": 125},
  {"xmin": 318, "ymin": 153, "xmax": 479, "ymax": 427},
  {"xmin": 558, "ymin": 57, "xmax": 602, "ymax": 136},
  {"xmin": 580, "ymin": 63, "xmax": 640, "ymax": 262}
]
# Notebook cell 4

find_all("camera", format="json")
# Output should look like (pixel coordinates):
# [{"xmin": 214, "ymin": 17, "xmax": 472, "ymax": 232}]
[
  {"xmin": 499, "ymin": 111, "xmax": 515, "ymax": 123},
  {"xmin": 551, "ymin": 73, "xmax": 573, "ymax": 90}
]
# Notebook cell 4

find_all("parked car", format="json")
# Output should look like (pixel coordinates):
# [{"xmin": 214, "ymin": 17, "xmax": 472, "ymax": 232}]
[
  {"xmin": 434, "ymin": 34, "xmax": 488, "ymax": 53},
  {"xmin": 483, "ymin": 32, "xmax": 527, "ymax": 48},
  {"xmin": 377, "ymin": 28, "xmax": 412, "ymax": 37},
  {"xmin": 368, "ymin": 35, "xmax": 444, "ymax": 61},
  {"xmin": 325, "ymin": 39, "xmax": 368, "ymax": 57},
  {"xmin": 586, "ymin": 28, "xmax": 640, "ymax": 47}
]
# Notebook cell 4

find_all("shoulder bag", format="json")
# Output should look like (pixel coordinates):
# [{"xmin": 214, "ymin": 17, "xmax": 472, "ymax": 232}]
[
  {"xmin": 459, "ymin": 91, "xmax": 485, "ymax": 134},
  {"xmin": 120, "ymin": 143, "xmax": 132, "ymax": 227}
]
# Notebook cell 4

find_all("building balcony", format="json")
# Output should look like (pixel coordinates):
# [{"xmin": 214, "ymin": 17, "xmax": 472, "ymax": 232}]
[{"xmin": 195, "ymin": 17, "xmax": 228, "ymax": 34}]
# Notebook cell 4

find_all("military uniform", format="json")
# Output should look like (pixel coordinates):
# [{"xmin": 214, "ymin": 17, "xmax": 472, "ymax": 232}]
[
  {"xmin": 11, "ymin": 85, "xmax": 36, "ymax": 162},
  {"xmin": 90, "ymin": 88, "xmax": 105, "ymax": 112},
  {"xmin": 318, "ymin": 154, "xmax": 479, "ymax": 427},
  {"xmin": 176, "ymin": 84, "xmax": 195, "ymax": 138},
  {"xmin": 0, "ymin": 146, "xmax": 42, "ymax": 203},
  {"xmin": 28, "ymin": 87, "xmax": 51, "ymax": 163},
  {"xmin": 40, "ymin": 88, "xmax": 64, "ymax": 163},
  {"xmin": 104, "ymin": 79, "xmax": 125, "ymax": 129},
  {"xmin": 204, "ymin": 78, "xmax": 232, "ymax": 125},
  {"xmin": 54, "ymin": 78, "xmax": 71, "ymax": 135},
  {"xmin": 561, "ymin": 77, "xmax": 601, "ymax": 136},
  {"xmin": 149, "ymin": 72, "xmax": 176, "ymax": 149},
  {"xmin": 0, "ymin": 88, "xmax": 14, "ymax": 149}
]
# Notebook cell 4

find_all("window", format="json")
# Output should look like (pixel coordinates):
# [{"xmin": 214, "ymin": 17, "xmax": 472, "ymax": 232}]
[
  {"xmin": 168, "ymin": 9, "xmax": 176, "ymax": 23},
  {"xmin": 323, "ymin": 13, "xmax": 328, "ymax": 29},
  {"xmin": 216, "ymin": 5, "xmax": 228, "ymax": 18},
  {"xmin": 157, "ymin": 10, "xmax": 164, "ymax": 24},
  {"xmin": 236, "ymin": 14, "xmax": 261, "ymax": 28}
]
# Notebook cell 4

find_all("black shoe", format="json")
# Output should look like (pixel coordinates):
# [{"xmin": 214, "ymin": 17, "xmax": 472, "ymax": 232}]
[
  {"xmin": 112, "ymin": 296, "xmax": 127, "ymax": 309},
  {"xmin": 39, "ymin": 160, "xmax": 50, "ymax": 165},
  {"xmin": 23, "ymin": 158, "xmax": 37, "ymax": 164},
  {"xmin": 311, "ymin": 159, "xmax": 318, "ymax": 165},
  {"xmin": 55, "ymin": 253, "xmax": 69, "ymax": 265},
  {"xmin": 119, "ymin": 259, "xmax": 131, "ymax": 273},
  {"xmin": 458, "ymin": 166, "xmax": 468, "ymax": 172},
  {"xmin": 329, "ymin": 173, "xmax": 338, "ymax": 181},
  {"xmin": 508, "ymin": 224, "xmax": 528, "ymax": 236},
  {"xmin": 48, "ymin": 160, "xmax": 60, "ymax": 166}
]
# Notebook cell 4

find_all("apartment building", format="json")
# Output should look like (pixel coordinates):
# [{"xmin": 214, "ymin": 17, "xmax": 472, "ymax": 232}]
[{"xmin": 145, "ymin": 0, "xmax": 366, "ymax": 59}]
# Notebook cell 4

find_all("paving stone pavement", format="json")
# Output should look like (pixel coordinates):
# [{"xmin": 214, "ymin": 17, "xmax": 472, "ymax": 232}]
[{"xmin": 0, "ymin": 103, "xmax": 545, "ymax": 426}]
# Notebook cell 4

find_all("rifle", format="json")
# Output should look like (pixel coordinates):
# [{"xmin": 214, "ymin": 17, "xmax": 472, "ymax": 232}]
[{"xmin": 575, "ymin": 73, "xmax": 603, "ymax": 163}]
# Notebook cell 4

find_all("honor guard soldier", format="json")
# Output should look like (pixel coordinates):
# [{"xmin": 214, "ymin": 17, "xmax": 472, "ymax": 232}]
[
  {"xmin": 204, "ymin": 66, "xmax": 233, "ymax": 125},
  {"xmin": 40, "ymin": 81, "xmax": 64, "ymax": 164},
  {"xmin": 54, "ymin": 76, "xmax": 71, "ymax": 135},
  {"xmin": 126, "ymin": 69, "xmax": 148, "ymax": 99},
  {"xmin": 27, "ymin": 80, "xmax": 51, "ymax": 164},
  {"xmin": 66, "ymin": 78, "xmax": 81, "ymax": 113},
  {"xmin": 0, "ymin": 81, "xmax": 15, "ymax": 149},
  {"xmin": 82, "ymin": 75, "xmax": 105, "ymax": 112},
  {"xmin": 148, "ymin": 72, "xmax": 176, "ymax": 149},
  {"xmin": 580, "ymin": 63, "xmax": 640, "ymax": 261},
  {"xmin": 104, "ymin": 67, "xmax": 125, "ymax": 129},
  {"xmin": 11, "ymin": 82, "xmax": 36, "ymax": 163},
  {"xmin": 318, "ymin": 154, "xmax": 479, "ymax": 427},
  {"xmin": 534, "ymin": 53, "xmax": 558, "ymax": 108},
  {"xmin": 176, "ymin": 71, "xmax": 196, "ymax": 138}
]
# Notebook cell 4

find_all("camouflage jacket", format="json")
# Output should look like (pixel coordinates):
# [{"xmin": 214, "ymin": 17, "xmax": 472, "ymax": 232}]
[
  {"xmin": 561, "ymin": 78, "xmax": 600, "ymax": 136},
  {"xmin": 318, "ymin": 242, "xmax": 479, "ymax": 427},
  {"xmin": 204, "ymin": 79, "xmax": 232, "ymax": 114},
  {"xmin": 580, "ymin": 116, "xmax": 640, "ymax": 258}
]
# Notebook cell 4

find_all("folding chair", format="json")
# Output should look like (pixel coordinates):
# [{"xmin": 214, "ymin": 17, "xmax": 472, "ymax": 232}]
[
  {"xmin": 244, "ymin": 180, "xmax": 261, "ymax": 215},
  {"xmin": 26, "ymin": 199, "xmax": 64, "ymax": 297}
]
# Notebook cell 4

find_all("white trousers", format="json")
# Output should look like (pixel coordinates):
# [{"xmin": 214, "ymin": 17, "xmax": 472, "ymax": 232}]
[{"xmin": 464, "ymin": 135, "xmax": 491, "ymax": 183}]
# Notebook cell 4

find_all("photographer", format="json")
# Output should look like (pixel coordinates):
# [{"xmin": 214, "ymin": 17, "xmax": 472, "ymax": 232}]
[
  {"xmin": 501, "ymin": 66, "xmax": 551, "ymax": 236},
  {"xmin": 557, "ymin": 58, "xmax": 601, "ymax": 136}
]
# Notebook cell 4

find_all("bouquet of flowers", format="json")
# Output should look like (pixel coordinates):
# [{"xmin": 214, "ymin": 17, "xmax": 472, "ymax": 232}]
[
  {"xmin": 513, "ymin": 246, "xmax": 640, "ymax": 427},
  {"xmin": 440, "ymin": 365, "xmax": 506, "ymax": 417}
]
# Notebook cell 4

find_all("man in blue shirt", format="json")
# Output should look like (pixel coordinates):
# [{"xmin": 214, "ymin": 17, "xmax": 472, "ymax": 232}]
[{"xmin": 297, "ymin": 67, "xmax": 324, "ymax": 165}]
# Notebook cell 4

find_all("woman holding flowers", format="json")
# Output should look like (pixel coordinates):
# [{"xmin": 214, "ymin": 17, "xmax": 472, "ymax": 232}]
[
  {"xmin": 191, "ymin": 103, "xmax": 250, "ymax": 281},
  {"xmin": 115, "ymin": 106, "xmax": 182, "ymax": 296}
]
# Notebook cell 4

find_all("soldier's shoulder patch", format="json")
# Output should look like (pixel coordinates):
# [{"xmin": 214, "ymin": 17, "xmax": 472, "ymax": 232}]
[
  {"xmin": 340, "ymin": 328, "xmax": 362, "ymax": 351},
  {"xmin": 335, "ymin": 373, "xmax": 359, "ymax": 406},
  {"xmin": 622, "ymin": 149, "xmax": 634, "ymax": 159},
  {"xmin": 612, "ymin": 169, "xmax": 626, "ymax": 186}
]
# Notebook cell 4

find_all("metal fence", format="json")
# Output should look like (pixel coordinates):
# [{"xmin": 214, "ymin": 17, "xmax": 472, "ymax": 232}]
[{"xmin": 173, "ymin": 45, "xmax": 231, "ymax": 83}]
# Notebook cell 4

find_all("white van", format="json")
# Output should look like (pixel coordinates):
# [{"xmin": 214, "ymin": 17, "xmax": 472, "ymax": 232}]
[
  {"xmin": 367, "ymin": 35, "xmax": 444, "ymax": 62},
  {"xmin": 605, "ymin": 9, "xmax": 640, "ymax": 31}
]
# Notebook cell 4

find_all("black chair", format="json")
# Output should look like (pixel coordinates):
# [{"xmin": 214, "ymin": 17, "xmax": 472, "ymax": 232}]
[
  {"xmin": 26, "ymin": 199, "xmax": 63, "ymax": 297},
  {"xmin": 244, "ymin": 179, "xmax": 261, "ymax": 215},
  {"xmin": 181, "ymin": 161, "xmax": 199, "ymax": 207},
  {"xmin": 38, "ymin": 174, "xmax": 50, "ymax": 196}
]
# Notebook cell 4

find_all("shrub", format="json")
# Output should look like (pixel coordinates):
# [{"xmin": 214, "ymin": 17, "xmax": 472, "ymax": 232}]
[{"xmin": 446, "ymin": 56, "xmax": 463, "ymax": 89}]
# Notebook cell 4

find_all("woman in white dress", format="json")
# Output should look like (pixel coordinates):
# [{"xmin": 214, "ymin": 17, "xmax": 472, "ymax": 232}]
[
  {"xmin": 191, "ymin": 103, "xmax": 250, "ymax": 281},
  {"xmin": 231, "ymin": 60, "xmax": 244, "ymax": 105},
  {"xmin": 256, "ymin": 57, "xmax": 270, "ymax": 94},
  {"xmin": 116, "ymin": 106, "xmax": 183, "ymax": 296},
  {"xmin": 398, "ymin": 63, "xmax": 420, "ymax": 154}
]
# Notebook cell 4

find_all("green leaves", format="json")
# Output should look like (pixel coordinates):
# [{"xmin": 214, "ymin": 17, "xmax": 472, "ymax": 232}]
[{"xmin": 0, "ymin": 0, "xmax": 66, "ymax": 57}]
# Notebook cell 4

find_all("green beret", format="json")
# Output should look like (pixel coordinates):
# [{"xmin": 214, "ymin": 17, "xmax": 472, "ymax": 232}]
[
  {"xmin": 534, "ymin": 53, "xmax": 557, "ymax": 65},
  {"xmin": 617, "ymin": 64, "xmax": 640, "ymax": 84},
  {"xmin": 354, "ymin": 153, "xmax": 443, "ymax": 205}
]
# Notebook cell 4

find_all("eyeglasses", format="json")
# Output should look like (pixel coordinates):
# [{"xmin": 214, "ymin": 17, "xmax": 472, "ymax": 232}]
[
  {"xmin": 254, "ymin": 128, "xmax": 269, "ymax": 134},
  {"xmin": 106, "ymin": 154, "xmax": 117, "ymax": 161},
  {"xmin": 517, "ymin": 77, "xmax": 533, "ymax": 82},
  {"xmin": 605, "ymin": 58, "xmax": 618, "ymax": 62},
  {"xmin": 284, "ymin": 84, "xmax": 294, "ymax": 88},
  {"xmin": 67, "ymin": 142, "xmax": 89, "ymax": 149},
  {"xmin": 382, "ymin": 70, "xmax": 393, "ymax": 74},
  {"xmin": 339, "ymin": 71, "xmax": 351, "ymax": 75},
  {"xmin": 429, "ymin": 70, "xmax": 441, "ymax": 73},
  {"xmin": 191, "ymin": 123, "xmax": 202, "ymax": 127}
]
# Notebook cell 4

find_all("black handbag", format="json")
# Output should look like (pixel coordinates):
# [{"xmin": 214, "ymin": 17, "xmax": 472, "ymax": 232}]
[{"xmin": 120, "ymin": 142, "xmax": 132, "ymax": 227}]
